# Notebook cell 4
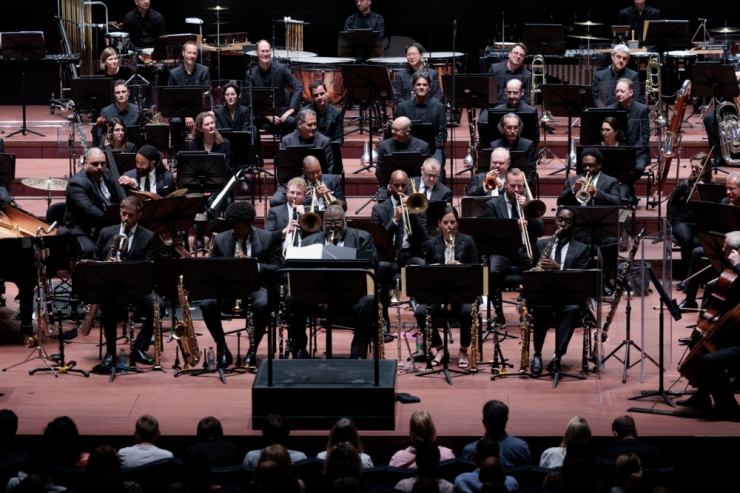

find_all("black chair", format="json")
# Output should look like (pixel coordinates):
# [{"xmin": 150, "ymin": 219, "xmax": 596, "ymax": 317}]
[
  {"xmin": 291, "ymin": 458, "xmax": 324, "ymax": 491},
  {"xmin": 0, "ymin": 456, "xmax": 31, "ymax": 489},
  {"xmin": 210, "ymin": 464, "xmax": 253, "ymax": 490},
  {"xmin": 122, "ymin": 457, "xmax": 184, "ymax": 493},
  {"xmin": 50, "ymin": 464, "xmax": 86, "ymax": 490}
]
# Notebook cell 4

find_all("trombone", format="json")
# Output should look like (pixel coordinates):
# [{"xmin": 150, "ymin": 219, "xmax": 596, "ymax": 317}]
[
  {"xmin": 515, "ymin": 177, "xmax": 545, "ymax": 261},
  {"xmin": 298, "ymin": 186, "xmax": 322, "ymax": 233},
  {"xmin": 400, "ymin": 180, "xmax": 429, "ymax": 236}
]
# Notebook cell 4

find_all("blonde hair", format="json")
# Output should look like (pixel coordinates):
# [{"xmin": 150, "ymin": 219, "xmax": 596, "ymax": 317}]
[
  {"xmin": 409, "ymin": 410, "xmax": 436, "ymax": 444},
  {"xmin": 560, "ymin": 415, "xmax": 592, "ymax": 448},
  {"xmin": 99, "ymin": 47, "xmax": 118, "ymax": 71},
  {"xmin": 191, "ymin": 111, "xmax": 223, "ymax": 145}
]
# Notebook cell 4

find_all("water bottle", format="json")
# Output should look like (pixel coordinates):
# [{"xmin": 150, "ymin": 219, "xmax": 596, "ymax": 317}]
[
  {"xmin": 207, "ymin": 346, "xmax": 215, "ymax": 367},
  {"xmin": 415, "ymin": 331, "xmax": 423, "ymax": 353},
  {"xmin": 119, "ymin": 348, "xmax": 127, "ymax": 374}
]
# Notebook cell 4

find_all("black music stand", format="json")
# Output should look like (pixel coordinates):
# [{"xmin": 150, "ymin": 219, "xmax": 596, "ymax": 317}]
[
  {"xmin": 404, "ymin": 264, "xmax": 485, "ymax": 385},
  {"xmin": 157, "ymin": 87, "xmax": 205, "ymax": 147},
  {"xmin": 346, "ymin": 221, "xmax": 395, "ymax": 263},
  {"xmin": 693, "ymin": 201, "xmax": 740, "ymax": 233},
  {"xmin": 127, "ymin": 125, "xmax": 171, "ymax": 155},
  {"xmin": 0, "ymin": 154, "xmax": 15, "ymax": 189},
  {"xmin": 409, "ymin": 122, "xmax": 435, "ymax": 153},
  {"xmin": 579, "ymin": 109, "xmax": 629, "ymax": 146},
  {"xmin": 572, "ymin": 206, "xmax": 620, "ymax": 259},
  {"xmin": 377, "ymin": 152, "xmax": 425, "ymax": 189},
  {"xmin": 576, "ymin": 146, "xmax": 636, "ymax": 184},
  {"xmin": 697, "ymin": 231, "xmax": 727, "ymax": 273},
  {"xmin": 277, "ymin": 146, "xmax": 330, "ymax": 179},
  {"xmin": 176, "ymin": 152, "xmax": 230, "ymax": 194},
  {"xmin": 245, "ymin": 87, "xmax": 281, "ymax": 120},
  {"xmin": 75, "ymin": 261, "xmax": 153, "ymax": 382},
  {"xmin": 643, "ymin": 20, "xmax": 690, "ymax": 51},
  {"xmin": 178, "ymin": 257, "xmax": 260, "ymax": 383},
  {"xmin": 522, "ymin": 24, "xmax": 567, "ymax": 56},
  {"xmin": 2, "ymin": 32, "xmax": 45, "ymax": 137},
  {"xmin": 542, "ymin": 85, "xmax": 594, "ymax": 177},
  {"xmin": 697, "ymin": 183, "xmax": 726, "ymax": 203},
  {"xmin": 342, "ymin": 64, "xmax": 392, "ymax": 143},
  {"xmin": 523, "ymin": 269, "xmax": 600, "ymax": 387},
  {"xmin": 338, "ymin": 31, "xmax": 382, "ymax": 63},
  {"xmin": 219, "ymin": 130, "xmax": 258, "ymax": 170},
  {"xmin": 69, "ymin": 77, "xmax": 113, "ymax": 118},
  {"xmin": 460, "ymin": 197, "xmax": 491, "ymax": 218},
  {"xmin": 112, "ymin": 153, "xmax": 137, "ymax": 174}
]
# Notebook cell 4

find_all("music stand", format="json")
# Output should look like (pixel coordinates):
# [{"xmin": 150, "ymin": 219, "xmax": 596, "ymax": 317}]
[
  {"xmin": 346, "ymin": 221, "xmax": 395, "ymax": 263},
  {"xmin": 482, "ymin": 110, "xmax": 539, "ymax": 145},
  {"xmin": 0, "ymin": 154, "xmax": 15, "ymax": 189},
  {"xmin": 219, "ymin": 130, "xmax": 258, "ymax": 170},
  {"xmin": 157, "ymin": 87, "xmax": 205, "ymax": 147},
  {"xmin": 693, "ymin": 201, "xmax": 740, "ymax": 234},
  {"xmin": 542, "ymin": 85, "xmax": 594, "ymax": 176},
  {"xmin": 571, "ymin": 206, "xmax": 620, "ymax": 258},
  {"xmin": 277, "ymin": 146, "xmax": 330, "ymax": 180},
  {"xmin": 409, "ymin": 122, "xmax": 435, "ymax": 153},
  {"xmin": 178, "ymin": 257, "xmax": 260, "ymax": 383},
  {"xmin": 522, "ymin": 269, "xmax": 600, "ymax": 387},
  {"xmin": 644, "ymin": 20, "xmax": 690, "ymax": 51},
  {"xmin": 127, "ymin": 125, "xmax": 171, "ymax": 155},
  {"xmin": 579, "ymin": 109, "xmax": 629, "ymax": 146},
  {"xmin": 377, "ymin": 152, "xmax": 425, "ymax": 189},
  {"xmin": 176, "ymin": 152, "xmax": 230, "ymax": 193},
  {"xmin": 576, "ymin": 146, "xmax": 636, "ymax": 184},
  {"xmin": 697, "ymin": 183, "xmax": 726, "ymax": 203},
  {"xmin": 245, "ymin": 87, "xmax": 281, "ymax": 120},
  {"xmin": 423, "ymin": 200, "xmax": 448, "ymax": 236},
  {"xmin": 442, "ymin": 75, "xmax": 495, "ymax": 109},
  {"xmin": 69, "ymin": 76, "xmax": 113, "ymax": 122},
  {"xmin": 112, "ymin": 153, "xmax": 137, "ymax": 174},
  {"xmin": 522, "ymin": 24, "xmax": 567, "ymax": 56},
  {"xmin": 341, "ymin": 64, "xmax": 392, "ymax": 145},
  {"xmin": 337, "ymin": 31, "xmax": 382, "ymax": 62},
  {"xmin": 404, "ymin": 264, "xmax": 486, "ymax": 384},
  {"xmin": 1, "ymin": 32, "xmax": 45, "ymax": 137},
  {"xmin": 75, "ymin": 261, "xmax": 153, "ymax": 382},
  {"xmin": 460, "ymin": 197, "xmax": 492, "ymax": 218}
]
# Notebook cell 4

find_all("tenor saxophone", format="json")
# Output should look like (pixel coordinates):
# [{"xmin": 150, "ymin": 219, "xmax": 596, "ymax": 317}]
[
  {"xmin": 233, "ymin": 239, "xmax": 245, "ymax": 314},
  {"xmin": 152, "ymin": 291, "xmax": 163, "ymax": 370},
  {"xmin": 518, "ymin": 300, "xmax": 532, "ymax": 373},
  {"xmin": 469, "ymin": 300, "xmax": 479, "ymax": 373},
  {"xmin": 173, "ymin": 275, "xmax": 201, "ymax": 368}
]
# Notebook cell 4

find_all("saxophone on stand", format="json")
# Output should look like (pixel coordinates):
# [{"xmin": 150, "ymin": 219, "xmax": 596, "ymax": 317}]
[{"xmin": 173, "ymin": 275, "xmax": 201, "ymax": 369}]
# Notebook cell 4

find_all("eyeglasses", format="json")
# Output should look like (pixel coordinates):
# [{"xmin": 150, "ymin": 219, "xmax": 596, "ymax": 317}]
[
  {"xmin": 510, "ymin": 51, "xmax": 525, "ymax": 58},
  {"xmin": 727, "ymin": 186, "xmax": 738, "ymax": 192},
  {"xmin": 88, "ymin": 161, "xmax": 107, "ymax": 167},
  {"xmin": 422, "ymin": 172, "xmax": 439, "ymax": 179},
  {"xmin": 324, "ymin": 221, "xmax": 344, "ymax": 227}
]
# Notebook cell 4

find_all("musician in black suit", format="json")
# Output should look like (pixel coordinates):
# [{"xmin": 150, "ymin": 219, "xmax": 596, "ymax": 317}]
[
  {"xmin": 592, "ymin": 45, "xmax": 643, "ymax": 107},
  {"xmin": 488, "ymin": 43, "xmax": 532, "ymax": 104},
  {"xmin": 95, "ymin": 80, "xmax": 140, "ymax": 147},
  {"xmin": 618, "ymin": 1, "xmax": 661, "ymax": 43},
  {"xmin": 200, "ymin": 201, "xmax": 282, "ymax": 367},
  {"xmin": 396, "ymin": 72, "xmax": 448, "ymax": 180},
  {"xmin": 94, "ymin": 196, "xmax": 161, "ymax": 368},
  {"xmin": 246, "ymin": 40, "xmax": 303, "ymax": 137},
  {"xmin": 119, "ymin": 144, "xmax": 175, "ymax": 197},
  {"xmin": 344, "ymin": 0, "xmax": 384, "ymax": 39},
  {"xmin": 281, "ymin": 108, "xmax": 334, "ymax": 173},
  {"xmin": 64, "ymin": 148, "xmax": 120, "ymax": 259},
  {"xmin": 270, "ymin": 155, "xmax": 346, "ymax": 210},
  {"xmin": 266, "ymin": 178, "xmax": 310, "ymax": 258},
  {"xmin": 300, "ymin": 205, "xmax": 378, "ymax": 358},
  {"xmin": 167, "ymin": 40, "xmax": 211, "ymax": 153},
  {"xmin": 411, "ymin": 158, "xmax": 452, "ymax": 203},
  {"xmin": 608, "ymin": 78, "xmax": 650, "ymax": 180},
  {"xmin": 306, "ymin": 80, "xmax": 344, "ymax": 146},
  {"xmin": 489, "ymin": 113, "xmax": 537, "ymax": 188},
  {"xmin": 214, "ymin": 82, "xmax": 261, "ymax": 164},
  {"xmin": 376, "ymin": 116, "xmax": 430, "ymax": 185},
  {"xmin": 529, "ymin": 206, "xmax": 592, "ymax": 375},
  {"xmin": 479, "ymin": 79, "xmax": 540, "ymax": 147},
  {"xmin": 188, "ymin": 111, "xmax": 231, "ymax": 171},
  {"xmin": 484, "ymin": 167, "xmax": 545, "ymax": 320},
  {"xmin": 413, "ymin": 206, "xmax": 479, "ymax": 368},
  {"xmin": 467, "ymin": 147, "xmax": 510, "ymax": 197},
  {"xmin": 122, "ymin": 0, "xmax": 166, "ymax": 50},
  {"xmin": 393, "ymin": 43, "xmax": 442, "ymax": 107}
]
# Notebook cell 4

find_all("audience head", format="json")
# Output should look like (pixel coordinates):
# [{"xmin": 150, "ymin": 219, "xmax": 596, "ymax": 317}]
[
  {"xmin": 0, "ymin": 409, "xmax": 19, "ymax": 443},
  {"xmin": 478, "ymin": 457, "xmax": 506, "ymax": 489},
  {"xmin": 615, "ymin": 452, "xmax": 642, "ymax": 486},
  {"xmin": 253, "ymin": 460, "xmax": 296, "ymax": 493},
  {"xmin": 611, "ymin": 415, "xmax": 637, "ymax": 441},
  {"xmin": 326, "ymin": 417, "xmax": 364, "ymax": 454},
  {"xmin": 474, "ymin": 437, "xmax": 501, "ymax": 466},
  {"xmin": 84, "ymin": 445, "xmax": 122, "ymax": 483},
  {"xmin": 182, "ymin": 445, "xmax": 212, "ymax": 493},
  {"xmin": 262, "ymin": 414, "xmax": 291, "ymax": 447},
  {"xmin": 322, "ymin": 442, "xmax": 362, "ymax": 484},
  {"xmin": 415, "ymin": 441, "xmax": 441, "ymax": 480},
  {"xmin": 411, "ymin": 477, "xmax": 440, "ymax": 493},
  {"xmin": 409, "ymin": 410, "xmax": 437, "ymax": 445},
  {"xmin": 43, "ymin": 416, "xmax": 83, "ymax": 468},
  {"xmin": 259, "ymin": 444, "xmax": 295, "ymax": 478},
  {"xmin": 196, "ymin": 416, "xmax": 223, "ymax": 441},
  {"xmin": 134, "ymin": 414, "xmax": 160, "ymax": 443},
  {"xmin": 329, "ymin": 477, "xmax": 360, "ymax": 493},
  {"xmin": 482, "ymin": 400, "xmax": 509, "ymax": 437},
  {"xmin": 561, "ymin": 415, "xmax": 592, "ymax": 448}
]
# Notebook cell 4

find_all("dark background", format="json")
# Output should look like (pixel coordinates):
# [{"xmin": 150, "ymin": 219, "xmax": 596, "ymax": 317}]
[{"xmin": 0, "ymin": 1, "xmax": 727, "ymax": 104}]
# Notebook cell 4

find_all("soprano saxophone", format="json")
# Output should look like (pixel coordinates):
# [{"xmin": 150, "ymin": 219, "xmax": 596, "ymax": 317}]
[
  {"xmin": 469, "ymin": 300, "xmax": 479, "ymax": 373},
  {"xmin": 152, "ymin": 291, "xmax": 163, "ymax": 371},
  {"xmin": 377, "ymin": 289, "xmax": 386, "ymax": 360}
]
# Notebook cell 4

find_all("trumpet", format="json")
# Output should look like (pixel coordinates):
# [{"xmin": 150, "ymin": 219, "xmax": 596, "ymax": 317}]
[
  {"xmin": 299, "ymin": 187, "xmax": 322, "ymax": 233},
  {"xmin": 483, "ymin": 170, "xmax": 502, "ymax": 191},
  {"xmin": 317, "ymin": 180, "xmax": 343, "ymax": 208},
  {"xmin": 575, "ymin": 172, "xmax": 593, "ymax": 205},
  {"xmin": 400, "ymin": 180, "xmax": 429, "ymax": 237}
]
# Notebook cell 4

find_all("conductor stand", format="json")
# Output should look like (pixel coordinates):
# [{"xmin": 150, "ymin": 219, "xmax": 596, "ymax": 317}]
[
  {"xmin": 177, "ymin": 257, "xmax": 260, "ymax": 384},
  {"xmin": 405, "ymin": 264, "xmax": 485, "ymax": 385},
  {"xmin": 628, "ymin": 265, "xmax": 684, "ymax": 410},
  {"xmin": 524, "ymin": 269, "xmax": 600, "ymax": 388},
  {"xmin": 1, "ymin": 32, "xmax": 46, "ymax": 137},
  {"xmin": 76, "ymin": 261, "xmax": 153, "ymax": 382},
  {"xmin": 542, "ymin": 85, "xmax": 594, "ymax": 177}
]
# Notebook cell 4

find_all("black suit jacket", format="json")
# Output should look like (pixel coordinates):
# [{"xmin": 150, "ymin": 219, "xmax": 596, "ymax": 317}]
[
  {"xmin": 467, "ymin": 172, "xmax": 504, "ymax": 197},
  {"xmin": 371, "ymin": 198, "xmax": 427, "ymax": 258},
  {"xmin": 411, "ymin": 176, "xmax": 452, "ymax": 203},
  {"xmin": 167, "ymin": 63, "xmax": 211, "ymax": 87},
  {"xmin": 425, "ymin": 232, "xmax": 479, "ymax": 265},
  {"xmin": 214, "ymin": 104, "xmax": 251, "ymax": 131},
  {"xmin": 281, "ymin": 130, "xmax": 334, "ymax": 173},
  {"xmin": 557, "ymin": 172, "xmax": 622, "ymax": 206},
  {"xmin": 608, "ymin": 101, "xmax": 650, "ymax": 172},
  {"xmin": 211, "ymin": 228, "xmax": 281, "ymax": 287},
  {"xmin": 592, "ymin": 66, "xmax": 643, "ymax": 107},
  {"xmin": 618, "ymin": 5, "xmax": 661, "ymax": 42},
  {"xmin": 246, "ymin": 62, "xmax": 303, "ymax": 112},
  {"xmin": 188, "ymin": 139, "xmax": 232, "ymax": 171},
  {"xmin": 376, "ymin": 136, "xmax": 430, "ymax": 182},
  {"xmin": 302, "ymin": 228, "xmax": 378, "ymax": 270},
  {"xmin": 123, "ymin": 165, "xmax": 175, "ymax": 197},
  {"xmin": 532, "ymin": 237, "xmax": 591, "ymax": 270},
  {"xmin": 393, "ymin": 66, "xmax": 442, "ymax": 106},
  {"xmin": 64, "ymin": 170, "xmax": 118, "ymax": 236},
  {"xmin": 483, "ymin": 194, "xmax": 545, "ymax": 246},
  {"xmin": 492, "ymin": 102, "xmax": 540, "ymax": 146},
  {"xmin": 489, "ymin": 137, "xmax": 537, "ymax": 185},
  {"xmin": 306, "ymin": 103, "xmax": 344, "ymax": 146},
  {"xmin": 93, "ymin": 224, "xmax": 157, "ymax": 262},
  {"xmin": 396, "ymin": 98, "xmax": 447, "ymax": 152},
  {"xmin": 269, "ymin": 173, "xmax": 347, "ymax": 211}
]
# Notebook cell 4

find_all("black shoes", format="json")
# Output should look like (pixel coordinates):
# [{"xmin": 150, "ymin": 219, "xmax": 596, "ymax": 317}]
[
  {"xmin": 531, "ymin": 354, "xmax": 543, "ymax": 375},
  {"xmin": 217, "ymin": 348, "xmax": 233, "ymax": 368},
  {"xmin": 546, "ymin": 356, "xmax": 561, "ymax": 374},
  {"xmin": 679, "ymin": 299, "xmax": 698, "ymax": 311},
  {"xmin": 676, "ymin": 281, "xmax": 685, "ymax": 292},
  {"xmin": 62, "ymin": 328, "xmax": 78, "ymax": 340},
  {"xmin": 676, "ymin": 393, "xmax": 712, "ymax": 410},
  {"xmin": 603, "ymin": 283, "xmax": 614, "ymax": 299},
  {"xmin": 131, "ymin": 348, "xmax": 153, "ymax": 365},
  {"xmin": 295, "ymin": 349, "xmax": 310, "ymax": 360},
  {"xmin": 101, "ymin": 353, "xmax": 115, "ymax": 369}
]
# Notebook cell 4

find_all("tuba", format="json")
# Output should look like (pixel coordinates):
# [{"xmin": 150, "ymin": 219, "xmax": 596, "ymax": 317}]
[
  {"xmin": 718, "ymin": 101, "xmax": 740, "ymax": 165},
  {"xmin": 173, "ymin": 275, "xmax": 201, "ymax": 368}
]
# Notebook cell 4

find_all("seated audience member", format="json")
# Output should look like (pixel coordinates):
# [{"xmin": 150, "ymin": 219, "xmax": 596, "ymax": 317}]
[
  {"xmin": 454, "ymin": 438, "xmax": 519, "ymax": 493},
  {"xmin": 79, "ymin": 445, "xmax": 142, "ymax": 493},
  {"xmin": 478, "ymin": 457, "xmax": 509, "ymax": 493},
  {"xmin": 597, "ymin": 416, "xmax": 662, "ymax": 468},
  {"xmin": 317, "ymin": 418, "xmax": 373, "ymax": 468},
  {"xmin": 0, "ymin": 409, "xmax": 29, "ymax": 462},
  {"xmin": 243, "ymin": 414, "xmax": 307, "ymax": 466},
  {"xmin": 540, "ymin": 415, "xmax": 592, "ymax": 468},
  {"xmin": 390, "ymin": 410, "xmax": 455, "ymax": 468},
  {"xmin": 462, "ymin": 400, "xmax": 531, "ymax": 468},
  {"xmin": 329, "ymin": 477, "xmax": 360, "ymax": 493},
  {"xmin": 320, "ymin": 442, "xmax": 363, "ymax": 492},
  {"xmin": 394, "ymin": 442, "xmax": 453, "ymax": 493},
  {"xmin": 251, "ymin": 459, "xmax": 300, "ymax": 493},
  {"xmin": 118, "ymin": 414, "xmax": 173, "ymax": 468},
  {"xmin": 259, "ymin": 444, "xmax": 304, "ymax": 493},
  {"xmin": 192, "ymin": 416, "xmax": 237, "ymax": 467},
  {"xmin": 181, "ymin": 446, "xmax": 215, "ymax": 493},
  {"xmin": 611, "ymin": 452, "xmax": 642, "ymax": 493},
  {"xmin": 542, "ymin": 440, "xmax": 598, "ymax": 493}
]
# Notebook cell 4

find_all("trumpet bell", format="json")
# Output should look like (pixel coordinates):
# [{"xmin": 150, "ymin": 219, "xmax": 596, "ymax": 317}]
[{"xmin": 299, "ymin": 211, "xmax": 323, "ymax": 233}]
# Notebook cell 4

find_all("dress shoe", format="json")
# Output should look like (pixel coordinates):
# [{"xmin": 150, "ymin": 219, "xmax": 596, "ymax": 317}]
[
  {"xmin": 217, "ymin": 348, "xmax": 233, "ymax": 368},
  {"xmin": 676, "ymin": 281, "xmax": 685, "ymax": 292},
  {"xmin": 101, "ymin": 353, "xmax": 115, "ymax": 369},
  {"xmin": 678, "ymin": 337, "xmax": 691, "ymax": 345},
  {"xmin": 531, "ymin": 354, "xmax": 543, "ymax": 375},
  {"xmin": 676, "ymin": 393, "xmax": 712, "ymax": 410},
  {"xmin": 602, "ymin": 283, "xmax": 614, "ymax": 299},
  {"xmin": 62, "ymin": 328, "xmax": 78, "ymax": 340},
  {"xmin": 679, "ymin": 299, "xmax": 698, "ymax": 311},
  {"xmin": 131, "ymin": 348, "xmax": 153, "ymax": 365},
  {"xmin": 295, "ymin": 349, "xmax": 309, "ymax": 360},
  {"xmin": 546, "ymin": 357, "xmax": 561, "ymax": 373},
  {"xmin": 384, "ymin": 334, "xmax": 395, "ymax": 343}
]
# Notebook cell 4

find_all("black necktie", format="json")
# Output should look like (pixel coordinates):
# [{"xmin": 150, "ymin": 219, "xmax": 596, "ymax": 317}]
[
  {"xmin": 555, "ymin": 238, "xmax": 568, "ymax": 268},
  {"xmin": 122, "ymin": 229, "xmax": 132, "ymax": 260},
  {"xmin": 510, "ymin": 200, "xmax": 519, "ymax": 219},
  {"xmin": 143, "ymin": 175, "xmax": 151, "ymax": 193}
]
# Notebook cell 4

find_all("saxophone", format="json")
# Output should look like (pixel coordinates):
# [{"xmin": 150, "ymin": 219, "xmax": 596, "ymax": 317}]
[
  {"xmin": 245, "ymin": 297, "xmax": 256, "ymax": 368},
  {"xmin": 531, "ymin": 227, "xmax": 562, "ymax": 271},
  {"xmin": 233, "ymin": 239, "xmax": 245, "ymax": 314},
  {"xmin": 444, "ymin": 227, "xmax": 455, "ymax": 264},
  {"xmin": 173, "ymin": 275, "xmax": 201, "ymax": 368},
  {"xmin": 70, "ymin": 101, "xmax": 88, "ymax": 168},
  {"xmin": 469, "ymin": 300, "xmax": 479, "ymax": 373},
  {"xmin": 377, "ymin": 289, "xmax": 386, "ymax": 360},
  {"xmin": 518, "ymin": 300, "xmax": 532, "ymax": 373},
  {"xmin": 34, "ymin": 223, "xmax": 59, "ymax": 337},
  {"xmin": 152, "ymin": 291, "xmax": 163, "ymax": 370},
  {"xmin": 80, "ymin": 233, "xmax": 128, "ymax": 336}
]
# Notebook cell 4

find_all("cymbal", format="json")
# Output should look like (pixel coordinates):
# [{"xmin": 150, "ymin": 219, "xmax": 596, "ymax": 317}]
[
  {"xmin": 208, "ymin": 5, "xmax": 229, "ymax": 10},
  {"xmin": 568, "ymin": 34, "xmax": 609, "ymax": 41},
  {"xmin": 710, "ymin": 27, "xmax": 740, "ymax": 33},
  {"xmin": 211, "ymin": 20, "xmax": 231, "ymax": 25},
  {"xmin": 574, "ymin": 21, "xmax": 604, "ymax": 26},
  {"xmin": 21, "ymin": 177, "xmax": 68, "ymax": 191}
]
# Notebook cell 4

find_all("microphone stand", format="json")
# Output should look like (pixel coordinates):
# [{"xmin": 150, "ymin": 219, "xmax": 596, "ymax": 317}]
[{"xmin": 449, "ymin": 19, "xmax": 458, "ymax": 194}]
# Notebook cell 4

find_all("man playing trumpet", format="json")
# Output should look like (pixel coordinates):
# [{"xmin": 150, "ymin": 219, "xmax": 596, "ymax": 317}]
[
  {"xmin": 270, "ymin": 155, "xmax": 346, "ymax": 211},
  {"xmin": 467, "ymin": 147, "xmax": 509, "ymax": 197}
]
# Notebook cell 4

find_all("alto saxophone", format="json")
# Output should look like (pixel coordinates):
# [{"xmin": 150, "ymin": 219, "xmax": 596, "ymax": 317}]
[
  {"xmin": 531, "ymin": 227, "xmax": 562, "ymax": 272},
  {"xmin": 233, "ymin": 239, "xmax": 245, "ymax": 314},
  {"xmin": 377, "ymin": 289, "xmax": 386, "ymax": 360},
  {"xmin": 80, "ymin": 233, "xmax": 128, "ymax": 336},
  {"xmin": 173, "ymin": 275, "xmax": 201, "ymax": 368},
  {"xmin": 469, "ymin": 300, "xmax": 479, "ymax": 373},
  {"xmin": 152, "ymin": 291, "xmax": 163, "ymax": 371}
]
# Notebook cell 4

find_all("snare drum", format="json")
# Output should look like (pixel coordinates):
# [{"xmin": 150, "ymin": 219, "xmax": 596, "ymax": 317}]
[
  {"xmin": 106, "ymin": 32, "xmax": 130, "ymax": 54},
  {"xmin": 292, "ymin": 57, "xmax": 354, "ymax": 104},
  {"xmin": 663, "ymin": 51, "xmax": 697, "ymax": 95}
]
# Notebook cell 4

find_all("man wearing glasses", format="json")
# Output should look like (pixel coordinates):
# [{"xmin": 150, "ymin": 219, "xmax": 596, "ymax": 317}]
[
  {"xmin": 488, "ymin": 43, "xmax": 531, "ymax": 104},
  {"xmin": 467, "ymin": 147, "xmax": 510, "ymax": 197},
  {"xmin": 479, "ymin": 78, "xmax": 540, "ymax": 148},
  {"xmin": 64, "ymin": 148, "xmax": 120, "ymax": 259},
  {"xmin": 489, "ymin": 114, "xmax": 538, "ymax": 189},
  {"xmin": 592, "ymin": 44, "xmax": 642, "ymax": 107},
  {"xmin": 411, "ymin": 157, "xmax": 452, "ymax": 203},
  {"xmin": 376, "ymin": 116, "xmax": 430, "ymax": 186},
  {"xmin": 393, "ymin": 43, "xmax": 442, "ymax": 107}
]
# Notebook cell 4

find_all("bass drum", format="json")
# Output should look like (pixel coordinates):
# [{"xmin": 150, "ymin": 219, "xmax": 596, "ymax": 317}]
[
  {"xmin": 663, "ymin": 51, "xmax": 697, "ymax": 96},
  {"xmin": 292, "ymin": 57, "xmax": 354, "ymax": 104}
]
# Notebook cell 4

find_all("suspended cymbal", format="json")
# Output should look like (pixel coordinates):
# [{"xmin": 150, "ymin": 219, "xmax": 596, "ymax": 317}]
[
  {"xmin": 208, "ymin": 5, "xmax": 229, "ymax": 10},
  {"xmin": 574, "ymin": 21, "xmax": 604, "ymax": 26},
  {"xmin": 211, "ymin": 20, "xmax": 231, "ymax": 25},
  {"xmin": 710, "ymin": 26, "xmax": 740, "ymax": 33},
  {"xmin": 21, "ymin": 177, "xmax": 68, "ymax": 191},
  {"xmin": 568, "ymin": 34, "xmax": 609, "ymax": 41}
]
